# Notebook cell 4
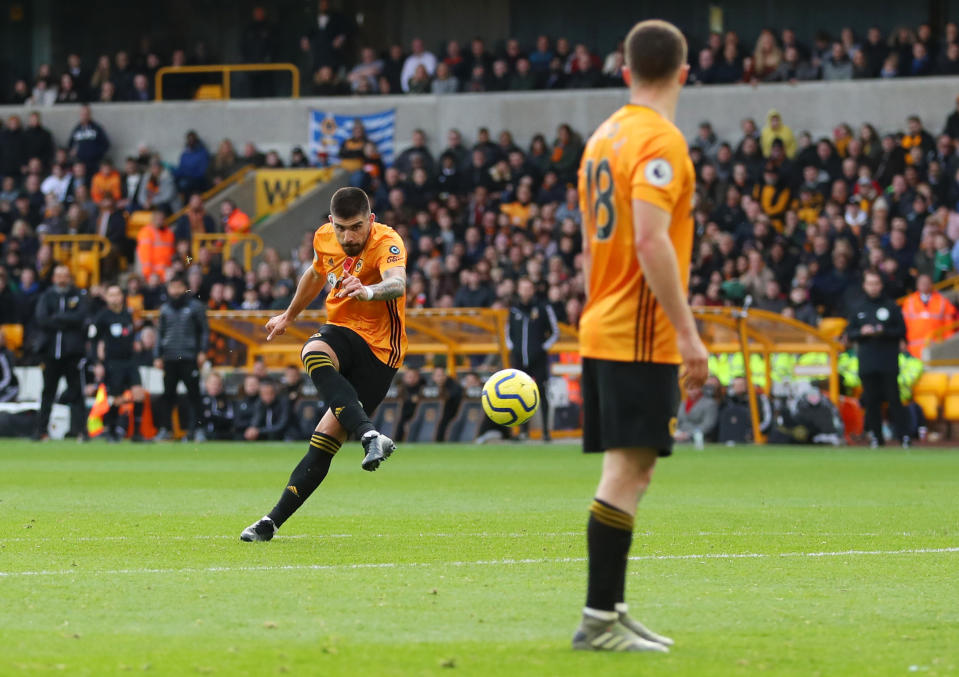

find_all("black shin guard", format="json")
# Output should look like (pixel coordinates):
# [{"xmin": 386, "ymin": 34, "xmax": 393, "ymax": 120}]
[
  {"xmin": 267, "ymin": 432, "xmax": 342, "ymax": 527},
  {"xmin": 586, "ymin": 498, "xmax": 634, "ymax": 611},
  {"xmin": 302, "ymin": 351, "xmax": 375, "ymax": 437}
]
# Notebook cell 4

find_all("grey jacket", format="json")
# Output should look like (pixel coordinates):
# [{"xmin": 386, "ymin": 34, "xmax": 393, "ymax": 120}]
[
  {"xmin": 156, "ymin": 297, "xmax": 209, "ymax": 361},
  {"xmin": 677, "ymin": 396, "xmax": 720, "ymax": 437}
]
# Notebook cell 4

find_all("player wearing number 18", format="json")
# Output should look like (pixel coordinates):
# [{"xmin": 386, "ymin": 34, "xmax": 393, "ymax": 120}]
[
  {"xmin": 240, "ymin": 187, "xmax": 408, "ymax": 542},
  {"xmin": 572, "ymin": 19, "xmax": 709, "ymax": 652}
]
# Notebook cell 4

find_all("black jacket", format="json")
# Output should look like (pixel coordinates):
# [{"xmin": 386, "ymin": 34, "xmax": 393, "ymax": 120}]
[
  {"xmin": 157, "ymin": 296, "xmax": 209, "ymax": 361},
  {"xmin": 251, "ymin": 397, "xmax": 291, "ymax": 440},
  {"xmin": 846, "ymin": 294, "xmax": 906, "ymax": 375},
  {"xmin": 233, "ymin": 394, "xmax": 259, "ymax": 434},
  {"xmin": 23, "ymin": 125, "xmax": 55, "ymax": 168},
  {"xmin": 506, "ymin": 299, "xmax": 559, "ymax": 369},
  {"xmin": 68, "ymin": 121, "xmax": 110, "ymax": 167},
  {"xmin": 34, "ymin": 285, "xmax": 89, "ymax": 359},
  {"xmin": 0, "ymin": 346, "xmax": 18, "ymax": 396},
  {"xmin": 200, "ymin": 394, "xmax": 235, "ymax": 439}
]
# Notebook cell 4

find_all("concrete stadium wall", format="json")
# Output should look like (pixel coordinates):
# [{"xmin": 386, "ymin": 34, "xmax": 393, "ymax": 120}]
[{"xmin": 2, "ymin": 77, "xmax": 958, "ymax": 167}]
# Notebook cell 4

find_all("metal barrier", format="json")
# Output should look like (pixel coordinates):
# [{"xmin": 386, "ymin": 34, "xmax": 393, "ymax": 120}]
[
  {"xmin": 163, "ymin": 164, "xmax": 255, "ymax": 229},
  {"xmin": 42, "ymin": 234, "xmax": 112, "ymax": 287},
  {"xmin": 190, "ymin": 233, "xmax": 264, "ymax": 271},
  {"xmin": 155, "ymin": 63, "xmax": 300, "ymax": 101}
]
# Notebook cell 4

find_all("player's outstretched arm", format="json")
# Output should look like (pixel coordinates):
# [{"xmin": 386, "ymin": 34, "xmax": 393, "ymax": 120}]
[
  {"xmin": 633, "ymin": 198, "xmax": 708, "ymax": 390},
  {"xmin": 337, "ymin": 267, "xmax": 406, "ymax": 301},
  {"xmin": 265, "ymin": 267, "xmax": 326, "ymax": 341}
]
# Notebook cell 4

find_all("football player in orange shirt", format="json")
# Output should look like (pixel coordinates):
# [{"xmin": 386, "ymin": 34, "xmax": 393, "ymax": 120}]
[
  {"xmin": 241, "ymin": 187, "xmax": 408, "ymax": 542},
  {"xmin": 572, "ymin": 20, "xmax": 709, "ymax": 651}
]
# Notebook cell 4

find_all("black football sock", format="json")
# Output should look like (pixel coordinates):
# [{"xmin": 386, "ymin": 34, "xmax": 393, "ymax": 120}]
[
  {"xmin": 105, "ymin": 405, "xmax": 119, "ymax": 435},
  {"xmin": 585, "ymin": 498, "xmax": 634, "ymax": 612},
  {"xmin": 132, "ymin": 400, "xmax": 143, "ymax": 434},
  {"xmin": 267, "ymin": 432, "xmax": 342, "ymax": 528},
  {"xmin": 302, "ymin": 351, "xmax": 375, "ymax": 438}
]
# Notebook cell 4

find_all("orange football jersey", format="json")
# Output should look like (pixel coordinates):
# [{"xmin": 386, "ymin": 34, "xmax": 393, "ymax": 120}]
[
  {"xmin": 312, "ymin": 221, "xmax": 407, "ymax": 368},
  {"xmin": 578, "ymin": 105, "xmax": 695, "ymax": 364}
]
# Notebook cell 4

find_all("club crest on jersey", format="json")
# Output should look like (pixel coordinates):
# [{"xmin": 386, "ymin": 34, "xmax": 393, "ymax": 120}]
[
  {"xmin": 389, "ymin": 245, "xmax": 400, "ymax": 255},
  {"xmin": 645, "ymin": 158, "xmax": 673, "ymax": 187},
  {"xmin": 327, "ymin": 257, "xmax": 334, "ymax": 266},
  {"xmin": 354, "ymin": 259, "xmax": 363, "ymax": 273}
]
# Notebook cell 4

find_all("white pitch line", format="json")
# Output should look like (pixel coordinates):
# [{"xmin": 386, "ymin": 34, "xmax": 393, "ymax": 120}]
[
  {"xmin": 1, "ymin": 547, "xmax": 956, "ymax": 579},
  {"xmin": 1, "ymin": 530, "xmax": 928, "ymax": 545}
]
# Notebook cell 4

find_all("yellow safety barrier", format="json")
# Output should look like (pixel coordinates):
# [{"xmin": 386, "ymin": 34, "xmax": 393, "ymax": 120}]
[
  {"xmin": 42, "ymin": 234, "xmax": 112, "ymax": 287},
  {"xmin": 155, "ymin": 63, "xmax": 300, "ymax": 101},
  {"xmin": 137, "ymin": 306, "xmax": 839, "ymax": 444},
  {"xmin": 190, "ymin": 233, "xmax": 264, "ymax": 271}
]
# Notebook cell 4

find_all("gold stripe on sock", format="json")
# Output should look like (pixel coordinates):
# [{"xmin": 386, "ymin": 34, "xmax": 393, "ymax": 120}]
[
  {"xmin": 310, "ymin": 433, "xmax": 341, "ymax": 456},
  {"xmin": 589, "ymin": 500, "xmax": 634, "ymax": 531}
]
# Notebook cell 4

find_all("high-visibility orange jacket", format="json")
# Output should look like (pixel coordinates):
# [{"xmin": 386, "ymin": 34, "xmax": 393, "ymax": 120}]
[
  {"xmin": 136, "ymin": 224, "xmax": 175, "ymax": 281},
  {"xmin": 902, "ymin": 291, "xmax": 958, "ymax": 357}
]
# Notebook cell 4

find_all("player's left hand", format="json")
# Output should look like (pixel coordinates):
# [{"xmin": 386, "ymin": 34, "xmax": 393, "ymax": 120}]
[{"xmin": 336, "ymin": 274, "xmax": 372, "ymax": 300}]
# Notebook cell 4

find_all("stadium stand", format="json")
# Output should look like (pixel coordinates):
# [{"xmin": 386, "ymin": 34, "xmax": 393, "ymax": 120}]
[{"xmin": 4, "ymin": 17, "xmax": 959, "ymax": 442}]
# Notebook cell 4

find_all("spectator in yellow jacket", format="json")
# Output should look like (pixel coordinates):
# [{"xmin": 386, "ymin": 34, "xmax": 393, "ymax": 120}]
[{"xmin": 760, "ymin": 109, "xmax": 797, "ymax": 158}]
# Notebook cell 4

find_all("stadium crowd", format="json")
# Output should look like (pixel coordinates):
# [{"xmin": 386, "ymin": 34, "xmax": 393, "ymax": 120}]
[
  {"xmin": 3, "ymin": 62, "xmax": 959, "ymax": 438},
  {"xmin": 3, "ymin": 8, "xmax": 959, "ymax": 103}
]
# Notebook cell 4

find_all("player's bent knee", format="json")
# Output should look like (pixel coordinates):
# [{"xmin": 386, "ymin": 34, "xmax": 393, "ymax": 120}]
[
  {"xmin": 315, "ymin": 408, "xmax": 348, "ymax": 443},
  {"xmin": 301, "ymin": 340, "xmax": 339, "ymax": 370}
]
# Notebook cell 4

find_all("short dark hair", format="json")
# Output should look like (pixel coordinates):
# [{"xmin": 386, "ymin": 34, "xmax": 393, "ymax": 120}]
[
  {"xmin": 625, "ymin": 19, "xmax": 687, "ymax": 84},
  {"xmin": 863, "ymin": 269, "xmax": 883, "ymax": 283},
  {"xmin": 330, "ymin": 187, "xmax": 371, "ymax": 221},
  {"xmin": 168, "ymin": 273, "xmax": 188, "ymax": 286}
]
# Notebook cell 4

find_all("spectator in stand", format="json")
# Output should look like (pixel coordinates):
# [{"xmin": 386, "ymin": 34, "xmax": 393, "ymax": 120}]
[
  {"xmin": 23, "ymin": 112, "xmax": 54, "ymax": 170},
  {"xmin": 432, "ymin": 367, "xmax": 463, "ymax": 441},
  {"xmin": 823, "ymin": 42, "xmax": 854, "ymax": 80},
  {"xmin": 407, "ymin": 64, "xmax": 432, "ymax": 94},
  {"xmin": 0, "ymin": 115, "xmax": 26, "ymax": 180},
  {"xmin": 137, "ymin": 210, "xmax": 175, "ymax": 281},
  {"xmin": 443, "ymin": 40, "xmax": 469, "ymax": 82},
  {"xmin": 549, "ymin": 123, "xmax": 583, "ymax": 184},
  {"xmin": 0, "ymin": 330, "xmax": 18, "ymax": 402},
  {"xmin": 689, "ymin": 48, "xmax": 718, "ymax": 85},
  {"xmin": 134, "ymin": 158, "xmax": 177, "ymax": 213},
  {"xmin": 174, "ymin": 193, "xmax": 216, "ymax": 243},
  {"xmin": 454, "ymin": 268, "xmax": 494, "ymax": 307},
  {"xmin": 760, "ymin": 109, "xmax": 797, "ymax": 159},
  {"xmin": 395, "ymin": 129, "xmax": 435, "ymax": 177},
  {"xmin": 95, "ymin": 194, "xmax": 129, "ymax": 279},
  {"xmin": 239, "ymin": 6, "xmax": 277, "ymax": 98},
  {"xmin": 431, "ymin": 62, "xmax": 459, "ymax": 94},
  {"xmin": 753, "ymin": 29, "xmax": 783, "ymax": 79},
  {"xmin": 67, "ymin": 105, "xmax": 109, "ymax": 177},
  {"xmin": 55, "ymin": 73, "xmax": 80, "ymax": 104},
  {"xmin": 221, "ymin": 199, "xmax": 251, "ymax": 234},
  {"xmin": 400, "ymin": 38, "xmax": 437, "ymax": 93},
  {"xmin": 529, "ymin": 35, "xmax": 553, "ymax": 79},
  {"xmin": 901, "ymin": 273, "xmax": 957, "ymax": 357},
  {"xmin": 347, "ymin": 47, "xmax": 383, "ymax": 93},
  {"xmin": 90, "ymin": 160, "xmax": 122, "ymax": 205},
  {"xmin": 175, "ymin": 130, "xmax": 211, "ymax": 195},
  {"xmin": 674, "ymin": 380, "xmax": 720, "ymax": 443},
  {"xmin": 244, "ymin": 379, "xmax": 290, "ymax": 441},
  {"xmin": 338, "ymin": 120, "xmax": 367, "ymax": 176},
  {"xmin": 307, "ymin": 0, "xmax": 353, "ymax": 74},
  {"xmin": 198, "ymin": 372, "xmax": 235, "ymax": 440},
  {"xmin": 312, "ymin": 65, "xmax": 349, "ymax": 96}
]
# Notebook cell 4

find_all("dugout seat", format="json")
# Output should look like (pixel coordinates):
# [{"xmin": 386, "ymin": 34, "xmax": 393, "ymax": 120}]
[
  {"xmin": 445, "ymin": 399, "xmax": 485, "ymax": 442},
  {"xmin": 1, "ymin": 324, "xmax": 23, "ymax": 353},
  {"xmin": 943, "ymin": 393, "xmax": 959, "ymax": 421},
  {"xmin": 914, "ymin": 372, "xmax": 948, "ymax": 399},
  {"xmin": 405, "ymin": 399, "xmax": 444, "ymax": 442},
  {"xmin": 372, "ymin": 400, "xmax": 401, "ymax": 440},
  {"xmin": 913, "ymin": 393, "xmax": 941, "ymax": 421}
]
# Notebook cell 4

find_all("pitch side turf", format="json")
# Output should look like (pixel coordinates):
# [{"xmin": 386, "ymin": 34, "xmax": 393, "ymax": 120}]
[{"xmin": 1, "ymin": 441, "xmax": 958, "ymax": 676}]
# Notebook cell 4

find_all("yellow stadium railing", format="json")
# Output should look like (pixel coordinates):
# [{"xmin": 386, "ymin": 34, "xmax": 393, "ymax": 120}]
[
  {"xmin": 163, "ymin": 164, "xmax": 255, "ymax": 230},
  {"xmin": 42, "ymin": 234, "xmax": 112, "ymax": 287},
  {"xmin": 190, "ymin": 233, "xmax": 264, "ymax": 271},
  {"xmin": 155, "ymin": 63, "xmax": 300, "ymax": 101}
]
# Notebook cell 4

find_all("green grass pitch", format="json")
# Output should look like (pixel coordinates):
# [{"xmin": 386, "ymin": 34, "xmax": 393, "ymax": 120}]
[{"xmin": 2, "ymin": 441, "xmax": 958, "ymax": 676}]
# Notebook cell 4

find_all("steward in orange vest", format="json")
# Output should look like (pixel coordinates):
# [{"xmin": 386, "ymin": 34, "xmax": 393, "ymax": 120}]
[
  {"xmin": 136, "ymin": 210, "xmax": 175, "ymax": 281},
  {"xmin": 901, "ymin": 274, "xmax": 958, "ymax": 357}
]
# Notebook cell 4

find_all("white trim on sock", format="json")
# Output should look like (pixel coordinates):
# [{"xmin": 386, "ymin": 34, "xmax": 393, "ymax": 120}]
[{"xmin": 583, "ymin": 607, "xmax": 618, "ymax": 621}]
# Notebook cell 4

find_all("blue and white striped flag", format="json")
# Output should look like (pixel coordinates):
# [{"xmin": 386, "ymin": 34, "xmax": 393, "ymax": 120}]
[{"xmin": 308, "ymin": 109, "xmax": 396, "ymax": 166}]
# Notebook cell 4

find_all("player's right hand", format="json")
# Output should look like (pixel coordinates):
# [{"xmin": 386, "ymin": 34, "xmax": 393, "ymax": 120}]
[
  {"xmin": 265, "ymin": 313, "xmax": 290, "ymax": 342},
  {"xmin": 677, "ymin": 330, "xmax": 709, "ymax": 391}
]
